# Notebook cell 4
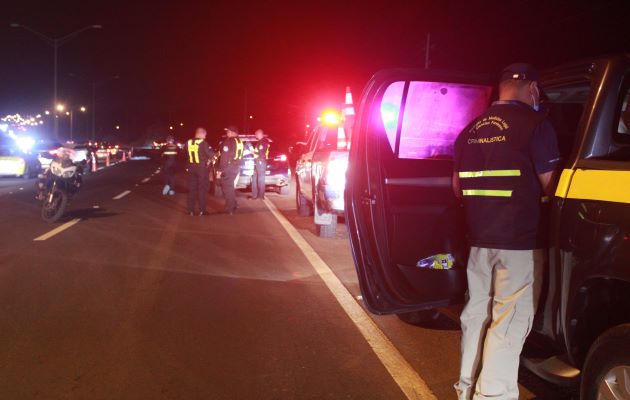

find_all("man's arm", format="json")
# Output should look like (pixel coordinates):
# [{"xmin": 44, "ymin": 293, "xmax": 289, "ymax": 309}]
[
  {"xmin": 452, "ymin": 171, "xmax": 462, "ymax": 199},
  {"xmin": 531, "ymin": 119, "xmax": 561, "ymax": 197},
  {"xmin": 538, "ymin": 170, "xmax": 559, "ymax": 197}
]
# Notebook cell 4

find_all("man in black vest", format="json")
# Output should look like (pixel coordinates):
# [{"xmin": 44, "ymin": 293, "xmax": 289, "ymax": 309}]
[
  {"xmin": 218, "ymin": 126, "xmax": 243, "ymax": 214},
  {"xmin": 452, "ymin": 64, "xmax": 560, "ymax": 399},
  {"xmin": 186, "ymin": 127, "xmax": 213, "ymax": 216},
  {"xmin": 250, "ymin": 129, "xmax": 270, "ymax": 200}
]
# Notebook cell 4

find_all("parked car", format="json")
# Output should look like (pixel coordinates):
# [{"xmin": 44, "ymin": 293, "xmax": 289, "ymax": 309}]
[
  {"xmin": 346, "ymin": 55, "xmax": 630, "ymax": 398},
  {"xmin": 209, "ymin": 135, "xmax": 291, "ymax": 196},
  {"xmin": 295, "ymin": 114, "xmax": 350, "ymax": 237},
  {"xmin": 0, "ymin": 145, "xmax": 41, "ymax": 178}
]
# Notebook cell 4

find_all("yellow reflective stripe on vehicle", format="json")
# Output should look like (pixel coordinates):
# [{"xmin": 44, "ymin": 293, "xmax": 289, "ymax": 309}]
[
  {"xmin": 458, "ymin": 169, "xmax": 521, "ymax": 178},
  {"xmin": 567, "ymin": 169, "xmax": 630, "ymax": 204},
  {"xmin": 462, "ymin": 189, "xmax": 513, "ymax": 197},
  {"xmin": 554, "ymin": 168, "xmax": 574, "ymax": 198}
]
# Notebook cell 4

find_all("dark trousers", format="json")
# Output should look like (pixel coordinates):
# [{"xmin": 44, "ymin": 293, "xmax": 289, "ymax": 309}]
[
  {"xmin": 221, "ymin": 166, "xmax": 240, "ymax": 212},
  {"xmin": 252, "ymin": 161, "xmax": 267, "ymax": 199},
  {"xmin": 163, "ymin": 161, "xmax": 175, "ymax": 188},
  {"xmin": 187, "ymin": 164, "xmax": 209, "ymax": 213}
]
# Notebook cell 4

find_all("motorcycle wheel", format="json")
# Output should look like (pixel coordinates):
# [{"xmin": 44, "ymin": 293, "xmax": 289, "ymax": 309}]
[{"xmin": 41, "ymin": 187, "xmax": 68, "ymax": 223}]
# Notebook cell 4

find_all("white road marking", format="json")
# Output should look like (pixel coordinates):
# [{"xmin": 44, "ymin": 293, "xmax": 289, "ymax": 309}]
[
  {"xmin": 263, "ymin": 199, "xmax": 437, "ymax": 400},
  {"xmin": 113, "ymin": 190, "xmax": 131, "ymax": 200},
  {"xmin": 34, "ymin": 218, "xmax": 81, "ymax": 241},
  {"xmin": 93, "ymin": 205, "xmax": 100, "ymax": 209},
  {"xmin": 19, "ymin": 187, "xmax": 23, "ymax": 190},
  {"xmin": 141, "ymin": 177, "xmax": 150, "ymax": 183}
]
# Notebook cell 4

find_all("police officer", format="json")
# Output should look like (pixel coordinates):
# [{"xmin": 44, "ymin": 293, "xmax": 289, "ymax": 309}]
[
  {"xmin": 250, "ymin": 129, "xmax": 270, "ymax": 200},
  {"xmin": 217, "ymin": 126, "xmax": 244, "ymax": 214},
  {"xmin": 186, "ymin": 127, "xmax": 213, "ymax": 216},
  {"xmin": 161, "ymin": 135, "xmax": 178, "ymax": 195},
  {"xmin": 452, "ymin": 64, "xmax": 560, "ymax": 400}
]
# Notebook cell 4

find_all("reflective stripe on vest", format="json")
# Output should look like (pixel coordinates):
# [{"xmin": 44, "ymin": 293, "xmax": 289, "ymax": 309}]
[
  {"xmin": 459, "ymin": 169, "xmax": 521, "ymax": 178},
  {"xmin": 462, "ymin": 189, "xmax": 513, "ymax": 197},
  {"xmin": 188, "ymin": 139, "xmax": 202, "ymax": 163},
  {"xmin": 234, "ymin": 138, "xmax": 244, "ymax": 160}
]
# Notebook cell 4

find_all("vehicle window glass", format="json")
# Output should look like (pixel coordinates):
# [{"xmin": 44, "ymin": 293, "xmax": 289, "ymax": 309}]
[
  {"xmin": 306, "ymin": 129, "xmax": 318, "ymax": 152},
  {"xmin": 380, "ymin": 81, "xmax": 405, "ymax": 152},
  {"xmin": 542, "ymin": 82, "xmax": 590, "ymax": 160},
  {"xmin": 317, "ymin": 126, "xmax": 340, "ymax": 150},
  {"xmin": 617, "ymin": 89, "xmax": 630, "ymax": 135},
  {"xmin": 380, "ymin": 81, "xmax": 492, "ymax": 159}
]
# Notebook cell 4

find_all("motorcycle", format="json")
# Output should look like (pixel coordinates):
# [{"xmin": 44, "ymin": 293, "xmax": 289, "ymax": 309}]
[{"xmin": 38, "ymin": 159, "xmax": 83, "ymax": 223}]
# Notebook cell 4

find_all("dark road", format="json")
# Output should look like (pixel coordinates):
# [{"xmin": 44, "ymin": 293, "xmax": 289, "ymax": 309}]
[{"xmin": 0, "ymin": 160, "xmax": 572, "ymax": 399}]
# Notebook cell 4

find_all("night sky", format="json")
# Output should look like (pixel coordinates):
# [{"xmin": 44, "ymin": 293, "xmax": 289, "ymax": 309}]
[{"xmin": 1, "ymin": 0, "xmax": 629, "ymax": 147}]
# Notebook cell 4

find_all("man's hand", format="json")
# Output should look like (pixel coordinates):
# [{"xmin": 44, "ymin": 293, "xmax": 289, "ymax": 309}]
[
  {"xmin": 452, "ymin": 171, "xmax": 462, "ymax": 199},
  {"xmin": 538, "ymin": 170, "xmax": 558, "ymax": 197}
]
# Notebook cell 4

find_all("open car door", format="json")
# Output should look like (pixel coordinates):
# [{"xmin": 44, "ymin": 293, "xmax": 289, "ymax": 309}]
[{"xmin": 346, "ymin": 69, "xmax": 493, "ymax": 314}]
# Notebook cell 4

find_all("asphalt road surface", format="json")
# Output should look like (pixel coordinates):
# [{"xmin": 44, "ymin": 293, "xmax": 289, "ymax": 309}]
[{"xmin": 0, "ymin": 159, "xmax": 576, "ymax": 399}]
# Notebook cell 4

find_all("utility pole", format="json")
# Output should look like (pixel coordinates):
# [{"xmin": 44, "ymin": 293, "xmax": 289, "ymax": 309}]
[
  {"xmin": 424, "ymin": 33, "xmax": 431, "ymax": 69},
  {"xmin": 243, "ymin": 88, "xmax": 248, "ymax": 134}
]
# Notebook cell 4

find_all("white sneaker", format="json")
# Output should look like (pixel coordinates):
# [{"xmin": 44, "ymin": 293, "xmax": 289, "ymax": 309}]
[{"xmin": 162, "ymin": 185, "xmax": 170, "ymax": 195}]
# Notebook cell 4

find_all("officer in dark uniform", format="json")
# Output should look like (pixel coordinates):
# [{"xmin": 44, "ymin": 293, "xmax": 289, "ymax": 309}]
[
  {"xmin": 250, "ymin": 128, "xmax": 270, "ymax": 200},
  {"xmin": 186, "ymin": 127, "xmax": 214, "ymax": 216},
  {"xmin": 452, "ymin": 64, "xmax": 560, "ymax": 399},
  {"xmin": 161, "ymin": 135, "xmax": 178, "ymax": 195},
  {"xmin": 218, "ymin": 126, "xmax": 244, "ymax": 214}
]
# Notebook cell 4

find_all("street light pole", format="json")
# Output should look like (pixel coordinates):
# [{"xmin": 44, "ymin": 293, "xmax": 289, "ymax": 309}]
[
  {"xmin": 70, "ymin": 110, "xmax": 73, "ymax": 141},
  {"xmin": 9, "ymin": 23, "xmax": 102, "ymax": 140}
]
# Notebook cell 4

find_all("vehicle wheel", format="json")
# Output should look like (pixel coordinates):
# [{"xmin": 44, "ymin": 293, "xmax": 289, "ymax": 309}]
[
  {"xmin": 397, "ymin": 310, "xmax": 442, "ymax": 326},
  {"xmin": 41, "ymin": 188, "xmax": 68, "ymax": 223},
  {"xmin": 296, "ymin": 180, "xmax": 312, "ymax": 217},
  {"xmin": 317, "ymin": 215, "xmax": 338, "ymax": 238},
  {"xmin": 279, "ymin": 185, "xmax": 291, "ymax": 196},
  {"xmin": 581, "ymin": 324, "xmax": 630, "ymax": 400}
]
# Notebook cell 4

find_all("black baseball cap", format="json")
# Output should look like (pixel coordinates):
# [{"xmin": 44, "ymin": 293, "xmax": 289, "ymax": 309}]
[
  {"xmin": 499, "ymin": 63, "xmax": 540, "ymax": 83},
  {"xmin": 224, "ymin": 125, "xmax": 239, "ymax": 135}
]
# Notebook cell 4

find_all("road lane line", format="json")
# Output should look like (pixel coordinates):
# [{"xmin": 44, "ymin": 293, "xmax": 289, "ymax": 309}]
[
  {"xmin": 113, "ymin": 190, "xmax": 131, "ymax": 200},
  {"xmin": 141, "ymin": 177, "xmax": 150, "ymax": 183},
  {"xmin": 33, "ymin": 218, "xmax": 81, "ymax": 241},
  {"xmin": 263, "ymin": 199, "xmax": 437, "ymax": 400}
]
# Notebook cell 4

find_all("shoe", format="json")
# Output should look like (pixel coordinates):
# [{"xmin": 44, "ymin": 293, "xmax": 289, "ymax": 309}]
[
  {"xmin": 247, "ymin": 195, "xmax": 255, "ymax": 200},
  {"xmin": 199, "ymin": 211, "xmax": 210, "ymax": 216},
  {"xmin": 168, "ymin": 190, "xmax": 175, "ymax": 195},
  {"xmin": 162, "ymin": 185, "xmax": 171, "ymax": 195}
]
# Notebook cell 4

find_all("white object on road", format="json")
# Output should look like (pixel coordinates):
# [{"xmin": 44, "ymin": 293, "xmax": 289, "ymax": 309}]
[
  {"xmin": 264, "ymin": 198, "xmax": 437, "ymax": 400},
  {"xmin": 141, "ymin": 177, "xmax": 150, "ymax": 183},
  {"xmin": 113, "ymin": 190, "xmax": 131, "ymax": 200},
  {"xmin": 34, "ymin": 218, "xmax": 81, "ymax": 241}
]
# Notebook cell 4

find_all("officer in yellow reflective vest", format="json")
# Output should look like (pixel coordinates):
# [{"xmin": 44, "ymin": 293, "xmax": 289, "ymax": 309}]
[
  {"xmin": 250, "ymin": 129, "xmax": 270, "ymax": 200},
  {"xmin": 452, "ymin": 64, "xmax": 560, "ymax": 400},
  {"xmin": 161, "ymin": 135, "xmax": 178, "ymax": 195},
  {"xmin": 186, "ymin": 127, "xmax": 214, "ymax": 216},
  {"xmin": 217, "ymin": 126, "xmax": 244, "ymax": 214}
]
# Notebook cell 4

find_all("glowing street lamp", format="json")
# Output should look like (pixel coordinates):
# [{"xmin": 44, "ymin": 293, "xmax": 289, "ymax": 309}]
[
  {"xmin": 169, "ymin": 126, "xmax": 173, "ymax": 130},
  {"xmin": 56, "ymin": 104, "xmax": 65, "ymax": 112},
  {"xmin": 44, "ymin": 110, "xmax": 50, "ymax": 115},
  {"xmin": 115, "ymin": 125, "xmax": 120, "ymax": 130},
  {"xmin": 80, "ymin": 106, "xmax": 86, "ymax": 112}
]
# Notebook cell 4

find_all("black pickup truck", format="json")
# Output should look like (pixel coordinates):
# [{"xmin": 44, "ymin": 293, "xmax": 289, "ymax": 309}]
[{"xmin": 345, "ymin": 55, "xmax": 630, "ymax": 398}]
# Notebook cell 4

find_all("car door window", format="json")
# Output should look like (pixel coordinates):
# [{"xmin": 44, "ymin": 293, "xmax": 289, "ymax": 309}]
[
  {"xmin": 542, "ymin": 81, "xmax": 590, "ymax": 162},
  {"xmin": 381, "ymin": 81, "xmax": 491, "ymax": 159}
]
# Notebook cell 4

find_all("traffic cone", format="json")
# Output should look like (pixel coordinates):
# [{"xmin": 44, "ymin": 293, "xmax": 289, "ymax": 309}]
[
  {"xmin": 342, "ymin": 86, "xmax": 355, "ymax": 149},
  {"xmin": 122, "ymin": 150, "xmax": 126, "ymax": 162},
  {"xmin": 106, "ymin": 152, "xmax": 110, "ymax": 167},
  {"xmin": 91, "ymin": 152, "xmax": 97, "ymax": 172}
]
